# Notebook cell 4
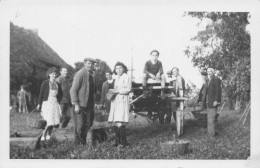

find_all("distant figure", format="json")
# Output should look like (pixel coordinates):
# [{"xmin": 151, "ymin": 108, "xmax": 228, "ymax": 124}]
[
  {"xmin": 108, "ymin": 62, "xmax": 132, "ymax": 147},
  {"xmin": 165, "ymin": 67, "xmax": 185, "ymax": 124},
  {"xmin": 100, "ymin": 71, "xmax": 115, "ymax": 113},
  {"xmin": 56, "ymin": 67, "xmax": 72, "ymax": 128},
  {"xmin": 37, "ymin": 67, "xmax": 62, "ymax": 141},
  {"xmin": 17, "ymin": 85, "xmax": 28, "ymax": 113},
  {"xmin": 206, "ymin": 68, "xmax": 221, "ymax": 137},
  {"xmin": 70, "ymin": 58, "xmax": 96, "ymax": 145},
  {"xmin": 142, "ymin": 50, "xmax": 166, "ymax": 99},
  {"xmin": 197, "ymin": 71, "xmax": 208, "ymax": 111}
]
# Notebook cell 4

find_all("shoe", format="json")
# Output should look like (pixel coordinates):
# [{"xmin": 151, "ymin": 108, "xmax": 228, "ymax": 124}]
[{"xmin": 46, "ymin": 135, "xmax": 51, "ymax": 140}]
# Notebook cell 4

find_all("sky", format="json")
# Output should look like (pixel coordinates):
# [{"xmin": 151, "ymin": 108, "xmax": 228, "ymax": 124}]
[{"xmin": 10, "ymin": 2, "xmax": 207, "ymax": 87}]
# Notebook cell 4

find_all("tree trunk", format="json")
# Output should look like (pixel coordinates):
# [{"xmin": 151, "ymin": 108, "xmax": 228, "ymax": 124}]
[
  {"xmin": 229, "ymin": 98, "xmax": 234, "ymax": 110},
  {"xmin": 235, "ymin": 96, "xmax": 241, "ymax": 113}
]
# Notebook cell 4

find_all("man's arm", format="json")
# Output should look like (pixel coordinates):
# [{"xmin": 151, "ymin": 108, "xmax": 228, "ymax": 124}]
[{"xmin": 70, "ymin": 72, "xmax": 82, "ymax": 106}]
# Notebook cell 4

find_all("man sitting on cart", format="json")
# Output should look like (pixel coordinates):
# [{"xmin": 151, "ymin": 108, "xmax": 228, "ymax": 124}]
[
  {"xmin": 142, "ymin": 50, "xmax": 166, "ymax": 99},
  {"xmin": 165, "ymin": 67, "xmax": 185, "ymax": 124}
]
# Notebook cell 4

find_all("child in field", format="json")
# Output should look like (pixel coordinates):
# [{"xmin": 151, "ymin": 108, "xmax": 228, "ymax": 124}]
[{"xmin": 142, "ymin": 50, "xmax": 166, "ymax": 99}]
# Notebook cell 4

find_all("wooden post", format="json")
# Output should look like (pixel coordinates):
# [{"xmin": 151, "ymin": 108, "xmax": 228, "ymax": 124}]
[{"xmin": 170, "ymin": 96, "xmax": 187, "ymax": 137}]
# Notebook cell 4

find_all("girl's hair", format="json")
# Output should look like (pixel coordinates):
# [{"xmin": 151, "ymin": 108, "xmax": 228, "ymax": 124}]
[
  {"xmin": 113, "ymin": 62, "xmax": 128, "ymax": 74},
  {"xmin": 46, "ymin": 67, "xmax": 57, "ymax": 78}
]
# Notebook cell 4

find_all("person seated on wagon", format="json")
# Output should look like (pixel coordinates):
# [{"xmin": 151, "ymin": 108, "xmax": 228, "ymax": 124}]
[{"xmin": 142, "ymin": 50, "xmax": 166, "ymax": 99}]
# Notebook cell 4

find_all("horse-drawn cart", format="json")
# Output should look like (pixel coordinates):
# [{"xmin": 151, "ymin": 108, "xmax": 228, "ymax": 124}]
[{"xmin": 130, "ymin": 80, "xmax": 188, "ymax": 136}]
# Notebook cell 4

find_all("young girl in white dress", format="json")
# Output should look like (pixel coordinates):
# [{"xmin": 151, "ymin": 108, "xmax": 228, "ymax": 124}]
[
  {"xmin": 37, "ymin": 67, "xmax": 62, "ymax": 141},
  {"xmin": 108, "ymin": 62, "xmax": 132, "ymax": 147}
]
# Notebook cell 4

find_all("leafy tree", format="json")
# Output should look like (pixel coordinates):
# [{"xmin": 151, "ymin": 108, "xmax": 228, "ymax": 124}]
[{"xmin": 184, "ymin": 12, "xmax": 250, "ymax": 110}]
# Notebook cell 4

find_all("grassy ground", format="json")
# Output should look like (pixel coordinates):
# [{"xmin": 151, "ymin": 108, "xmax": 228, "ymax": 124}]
[{"xmin": 10, "ymin": 108, "xmax": 250, "ymax": 159}]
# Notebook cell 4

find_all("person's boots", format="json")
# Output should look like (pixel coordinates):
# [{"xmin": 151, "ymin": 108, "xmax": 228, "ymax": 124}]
[
  {"xmin": 113, "ymin": 126, "xmax": 121, "ymax": 147},
  {"xmin": 120, "ymin": 125, "xmax": 128, "ymax": 147},
  {"xmin": 161, "ymin": 88, "xmax": 166, "ymax": 99},
  {"xmin": 143, "ymin": 86, "xmax": 148, "ymax": 99}
]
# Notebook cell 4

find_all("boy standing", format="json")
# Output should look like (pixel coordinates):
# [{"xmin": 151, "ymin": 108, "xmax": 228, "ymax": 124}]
[
  {"xmin": 100, "ymin": 71, "xmax": 114, "ymax": 113},
  {"xmin": 142, "ymin": 50, "xmax": 166, "ymax": 99},
  {"xmin": 56, "ymin": 67, "xmax": 72, "ymax": 128}
]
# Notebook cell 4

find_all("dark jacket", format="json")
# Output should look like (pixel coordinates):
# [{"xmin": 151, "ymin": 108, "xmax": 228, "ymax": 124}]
[
  {"xmin": 55, "ymin": 75, "xmax": 72, "ymax": 105},
  {"xmin": 207, "ymin": 75, "xmax": 221, "ymax": 108},
  {"xmin": 38, "ymin": 80, "xmax": 62, "ymax": 109},
  {"xmin": 101, "ymin": 80, "xmax": 114, "ymax": 105},
  {"xmin": 215, "ymin": 77, "xmax": 222, "ymax": 103},
  {"xmin": 70, "ymin": 67, "xmax": 96, "ymax": 108},
  {"xmin": 198, "ymin": 82, "xmax": 207, "ymax": 103}
]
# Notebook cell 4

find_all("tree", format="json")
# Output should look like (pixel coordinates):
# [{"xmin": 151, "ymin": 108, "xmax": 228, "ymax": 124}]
[{"xmin": 184, "ymin": 12, "xmax": 250, "ymax": 110}]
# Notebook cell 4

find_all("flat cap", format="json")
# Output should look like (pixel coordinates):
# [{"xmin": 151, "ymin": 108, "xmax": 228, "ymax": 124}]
[{"xmin": 84, "ymin": 58, "xmax": 97, "ymax": 63}]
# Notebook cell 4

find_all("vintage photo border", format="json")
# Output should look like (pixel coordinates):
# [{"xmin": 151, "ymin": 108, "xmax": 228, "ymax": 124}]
[{"xmin": 1, "ymin": 0, "xmax": 260, "ymax": 167}]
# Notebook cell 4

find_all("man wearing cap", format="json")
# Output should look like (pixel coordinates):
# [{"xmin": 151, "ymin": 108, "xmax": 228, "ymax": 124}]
[
  {"xmin": 206, "ymin": 68, "xmax": 221, "ymax": 137},
  {"xmin": 70, "ymin": 58, "xmax": 96, "ymax": 145}
]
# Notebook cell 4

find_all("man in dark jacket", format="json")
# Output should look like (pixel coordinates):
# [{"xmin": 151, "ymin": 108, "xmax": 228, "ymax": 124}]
[
  {"xmin": 56, "ymin": 67, "xmax": 72, "ymax": 128},
  {"xmin": 70, "ymin": 58, "xmax": 96, "ymax": 145},
  {"xmin": 100, "ymin": 71, "xmax": 114, "ymax": 113},
  {"xmin": 206, "ymin": 68, "xmax": 221, "ymax": 137}
]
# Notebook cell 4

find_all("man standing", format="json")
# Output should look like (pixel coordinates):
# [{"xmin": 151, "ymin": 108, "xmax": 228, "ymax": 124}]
[
  {"xmin": 165, "ymin": 67, "xmax": 185, "ymax": 124},
  {"xmin": 206, "ymin": 68, "xmax": 221, "ymax": 137},
  {"xmin": 56, "ymin": 67, "xmax": 72, "ymax": 128},
  {"xmin": 70, "ymin": 58, "xmax": 96, "ymax": 145},
  {"xmin": 100, "ymin": 71, "xmax": 114, "ymax": 113}
]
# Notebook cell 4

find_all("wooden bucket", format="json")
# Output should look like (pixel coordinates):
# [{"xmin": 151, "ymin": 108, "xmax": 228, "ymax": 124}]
[{"xmin": 161, "ymin": 139, "xmax": 190, "ymax": 155}]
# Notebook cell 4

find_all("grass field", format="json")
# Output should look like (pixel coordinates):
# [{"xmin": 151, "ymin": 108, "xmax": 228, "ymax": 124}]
[{"xmin": 10, "ymin": 108, "xmax": 250, "ymax": 159}]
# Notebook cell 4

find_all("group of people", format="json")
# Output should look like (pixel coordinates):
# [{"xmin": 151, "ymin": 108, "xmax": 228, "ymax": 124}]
[
  {"xmin": 35, "ymin": 49, "xmax": 221, "ymax": 147},
  {"xmin": 36, "ymin": 67, "xmax": 71, "ymax": 141}
]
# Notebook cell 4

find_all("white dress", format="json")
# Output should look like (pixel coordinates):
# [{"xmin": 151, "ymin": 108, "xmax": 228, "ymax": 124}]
[
  {"xmin": 41, "ymin": 82, "xmax": 61, "ymax": 126},
  {"xmin": 108, "ymin": 73, "xmax": 132, "ymax": 123}
]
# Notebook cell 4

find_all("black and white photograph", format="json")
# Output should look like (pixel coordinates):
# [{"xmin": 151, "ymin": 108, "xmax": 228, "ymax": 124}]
[{"xmin": 1, "ymin": 0, "xmax": 260, "ymax": 167}]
